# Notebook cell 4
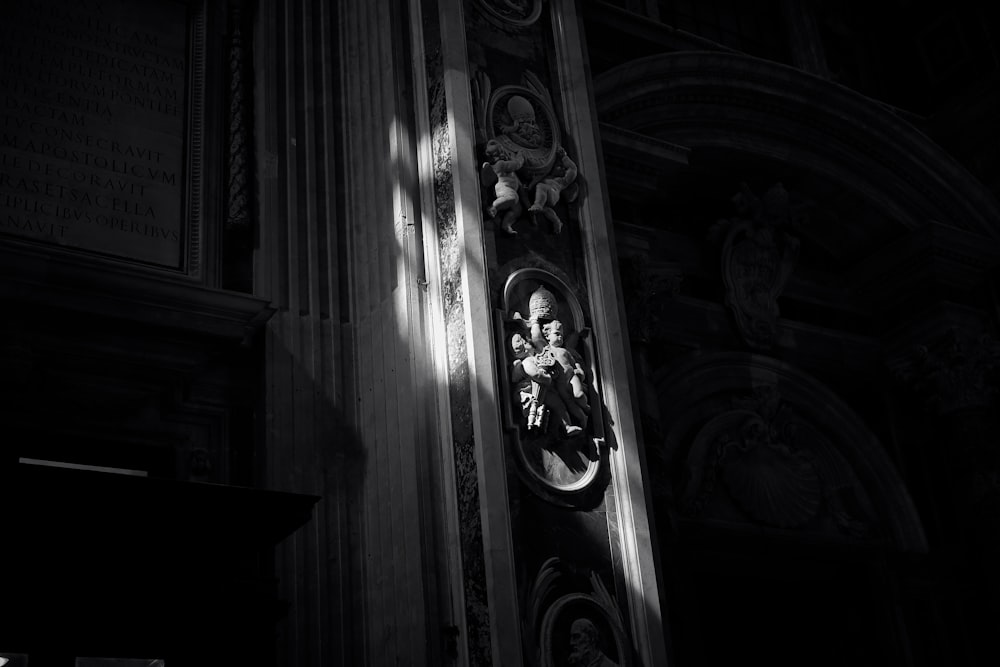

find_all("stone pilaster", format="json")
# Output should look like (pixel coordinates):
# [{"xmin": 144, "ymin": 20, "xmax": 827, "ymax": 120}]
[{"xmin": 256, "ymin": 0, "xmax": 458, "ymax": 664}]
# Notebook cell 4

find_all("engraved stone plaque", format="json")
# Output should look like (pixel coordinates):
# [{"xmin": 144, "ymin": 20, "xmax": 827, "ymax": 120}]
[{"xmin": 1, "ymin": 0, "xmax": 191, "ymax": 268}]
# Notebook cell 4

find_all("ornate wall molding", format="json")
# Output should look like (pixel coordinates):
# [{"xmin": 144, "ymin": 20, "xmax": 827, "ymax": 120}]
[
  {"xmin": 593, "ymin": 52, "xmax": 1000, "ymax": 239},
  {"xmin": 523, "ymin": 558, "xmax": 632, "ymax": 667},
  {"xmin": 226, "ymin": 2, "xmax": 251, "ymax": 232}
]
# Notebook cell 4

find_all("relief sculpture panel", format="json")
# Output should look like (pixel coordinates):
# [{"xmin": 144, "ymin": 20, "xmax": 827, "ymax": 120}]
[
  {"xmin": 524, "ymin": 558, "xmax": 632, "ymax": 667},
  {"xmin": 498, "ymin": 268, "xmax": 605, "ymax": 504},
  {"xmin": 476, "ymin": 71, "xmax": 580, "ymax": 236}
]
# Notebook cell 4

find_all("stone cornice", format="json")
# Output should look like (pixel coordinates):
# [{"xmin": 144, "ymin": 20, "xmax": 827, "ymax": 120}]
[
  {"xmin": 584, "ymin": 1, "xmax": 743, "ymax": 55},
  {"xmin": 599, "ymin": 121, "xmax": 690, "ymax": 192},
  {"xmin": 849, "ymin": 222, "xmax": 1000, "ymax": 314},
  {"xmin": 0, "ymin": 244, "xmax": 273, "ymax": 344}
]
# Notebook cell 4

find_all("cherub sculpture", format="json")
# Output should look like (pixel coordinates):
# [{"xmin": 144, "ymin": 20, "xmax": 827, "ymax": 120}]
[
  {"xmin": 511, "ymin": 332, "xmax": 583, "ymax": 437},
  {"xmin": 537, "ymin": 319, "xmax": 589, "ymax": 429},
  {"xmin": 481, "ymin": 139, "xmax": 526, "ymax": 235},
  {"xmin": 529, "ymin": 147, "xmax": 578, "ymax": 233}
]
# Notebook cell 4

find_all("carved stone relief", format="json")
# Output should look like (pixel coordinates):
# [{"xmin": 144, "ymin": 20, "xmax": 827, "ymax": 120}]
[
  {"xmin": 498, "ymin": 268, "xmax": 605, "ymax": 503},
  {"xmin": 475, "ymin": 71, "xmax": 580, "ymax": 235},
  {"xmin": 708, "ymin": 183, "xmax": 800, "ymax": 350},
  {"xmin": 652, "ymin": 353, "xmax": 928, "ymax": 551},
  {"xmin": 891, "ymin": 326, "xmax": 1000, "ymax": 416},
  {"xmin": 682, "ymin": 386, "xmax": 866, "ymax": 536},
  {"xmin": 524, "ymin": 558, "xmax": 632, "ymax": 667}
]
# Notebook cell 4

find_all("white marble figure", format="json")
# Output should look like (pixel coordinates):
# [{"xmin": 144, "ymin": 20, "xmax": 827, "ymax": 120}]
[
  {"xmin": 511, "ymin": 332, "xmax": 583, "ymax": 438},
  {"xmin": 482, "ymin": 139, "xmax": 526, "ymax": 235},
  {"xmin": 538, "ymin": 320, "xmax": 589, "ymax": 429},
  {"xmin": 567, "ymin": 618, "xmax": 618, "ymax": 667},
  {"xmin": 530, "ymin": 147, "xmax": 578, "ymax": 233}
]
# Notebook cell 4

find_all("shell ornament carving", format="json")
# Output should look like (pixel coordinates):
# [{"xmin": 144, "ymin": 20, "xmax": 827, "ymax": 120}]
[
  {"xmin": 679, "ymin": 382, "xmax": 882, "ymax": 538},
  {"xmin": 719, "ymin": 416, "xmax": 821, "ymax": 528},
  {"xmin": 665, "ymin": 356, "xmax": 917, "ymax": 548}
]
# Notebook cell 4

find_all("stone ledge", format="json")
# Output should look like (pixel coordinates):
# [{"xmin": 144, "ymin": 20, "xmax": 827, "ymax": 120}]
[{"xmin": 0, "ymin": 244, "xmax": 275, "ymax": 344}]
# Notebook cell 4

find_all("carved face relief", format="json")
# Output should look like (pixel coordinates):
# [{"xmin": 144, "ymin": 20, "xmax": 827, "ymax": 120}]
[
  {"xmin": 486, "ymin": 87, "xmax": 559, "ymax": 183},
  {"xmin": 544, "ymin": 320, "xmax": 565, "ymax": 347},
  {"xmin": 528, "ymin": 558, "xmax": 632, "ymax": 667},
  {"xmin": 503, "ymin": 95, "xmax": 544, "ymax": 147}
]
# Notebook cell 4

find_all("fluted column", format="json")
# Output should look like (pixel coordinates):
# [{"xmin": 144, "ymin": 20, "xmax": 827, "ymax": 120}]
[{"xmin": 255, "ymin": 1, "xmax": 351, "ymax": 665}]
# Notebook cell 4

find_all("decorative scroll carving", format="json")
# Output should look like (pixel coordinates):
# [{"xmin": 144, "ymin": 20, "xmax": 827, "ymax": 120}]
[
  {"xmin": 524, "ymin": 558, "xmax": 632, "ymax": 667},
  {"xmin": 474, "ymin": 71, "xmax": 580, "ymax": 235},
  {"xmin": 892, "ymin": 327, "xmax": 1000, "ymax": 416},
  {"xmin": 498, "ymin": 268, "xmax": 605, "ymax": 503},
  {"xmin": 474, "ymin": 0, "xmax": 544, "ymax": 28},
  {"xmin": 226, "ymin": 3, "xmax": 251, "ymax": 232},
  {"xmin": 708, "ymin": 183, "xmax": 800, "ymax": 349}
]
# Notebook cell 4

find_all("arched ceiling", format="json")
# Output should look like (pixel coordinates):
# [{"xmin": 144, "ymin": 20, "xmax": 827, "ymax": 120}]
[{"xmin": 594, "ymin": 51, "xmax": 1000, "ymax": 267}]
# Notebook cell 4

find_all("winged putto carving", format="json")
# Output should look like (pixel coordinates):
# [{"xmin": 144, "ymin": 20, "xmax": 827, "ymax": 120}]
[{"xmin": 475, "ymin": 70, "xmax": 580, "ymax": 236}]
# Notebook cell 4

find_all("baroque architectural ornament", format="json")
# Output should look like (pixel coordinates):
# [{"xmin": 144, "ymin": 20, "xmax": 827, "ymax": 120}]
[
  {"xmin": 474, "ymin": 0, "xmax": 544, "ymax": 27},
  {"xmin": 475, "ymin": 71, "xmax": 580, "ymax": 235},
  {"xmin": 892, "ymin": 327, "xmax": 1000, "ymax": 416},
  {"xmin": 499, "ymin": 269, "xmax": 604, "ymax": 503},
  {"xmin": 226, "ymin": 3, "xmax": 251, "ymax": 232},
  {"xmin": 682, "ymin": 385, "xmax": 869, "ymax": 538},
  {"xmin": 524, "ymin": 558, "xmax": 632, "ymax": 667},
  {"xmin": 708, "ymin": 183, "xmax": 800, "ymax": 349}
]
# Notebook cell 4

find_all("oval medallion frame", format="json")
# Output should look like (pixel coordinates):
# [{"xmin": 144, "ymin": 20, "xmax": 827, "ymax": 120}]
[
  {"xmin": 486, "ymin": 85, "xmax": 560, "ymax": 188},
  {"xmin": 498, "ymin": 268, "xmax": 605, "ymax": 504},
  {"xmin": 539, "ymin": 593, "xmax": 632, "ymax": 667}
]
